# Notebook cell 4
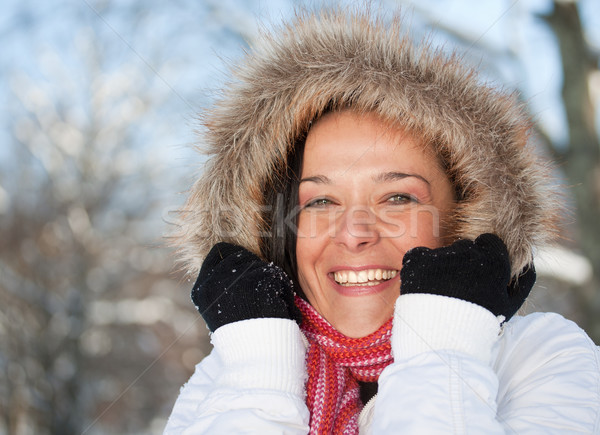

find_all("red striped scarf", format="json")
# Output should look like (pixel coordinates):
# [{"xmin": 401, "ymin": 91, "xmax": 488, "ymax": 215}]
[{"xmin": 295, "ymin": 296, "xmax": 394, "ymax": 434}]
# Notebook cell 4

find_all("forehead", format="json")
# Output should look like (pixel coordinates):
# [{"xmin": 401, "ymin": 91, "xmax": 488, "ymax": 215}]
[{"xmin": 302, "ymin": 110, "xmax": 439, "ymax": 177}]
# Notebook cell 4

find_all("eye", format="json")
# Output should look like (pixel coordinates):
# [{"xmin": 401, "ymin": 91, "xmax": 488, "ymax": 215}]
[
  {"xmin": 304, "ymin": 197, "xmax": 333, "ymax": 208},
  {"xmin": 386, "ymin": 193, "xmax": 417, "ymax": 204}
]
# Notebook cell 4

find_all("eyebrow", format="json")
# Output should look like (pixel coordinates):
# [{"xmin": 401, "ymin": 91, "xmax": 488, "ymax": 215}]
[
  {"xmin": 299, "ymin": 175, "xmax": 331, "ymax": 184},
  {"xmin": 372, "ymin": 171, "xmax": 430, "ymax": 185},
  {"xmin": 299, "ymin": 172, "xmax": 430, "ymax": 185}
]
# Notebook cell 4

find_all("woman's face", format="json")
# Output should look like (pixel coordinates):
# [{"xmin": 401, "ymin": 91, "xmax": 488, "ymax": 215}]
[{"xmin": 296, "ymin": 110, "xmax": 455, "ymax": 337}]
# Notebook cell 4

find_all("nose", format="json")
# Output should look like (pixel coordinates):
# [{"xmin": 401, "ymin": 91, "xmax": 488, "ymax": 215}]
[{"xmin": 334, "ymin": 206, "xmax": 380, "ymax": 251}]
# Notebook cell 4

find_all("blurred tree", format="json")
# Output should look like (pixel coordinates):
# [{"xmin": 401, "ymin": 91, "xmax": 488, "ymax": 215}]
[
  {"xmin": 0, "ymin": 2, "xmax": 211, "ymax": 434},
  {"xmin": 543, "ymin": 0, "xmax": 600, "ymax": 341}
]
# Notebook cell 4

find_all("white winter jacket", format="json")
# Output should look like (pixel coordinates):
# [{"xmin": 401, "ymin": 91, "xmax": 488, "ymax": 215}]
[{"xmin": 165, "ymin": 293, "xmax": 600, "ymax": 434}]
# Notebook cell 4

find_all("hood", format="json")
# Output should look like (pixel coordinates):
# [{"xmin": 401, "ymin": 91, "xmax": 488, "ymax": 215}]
[{"xmin": 173, "ymin": 7, "xmax": 559, "ymax": 278}]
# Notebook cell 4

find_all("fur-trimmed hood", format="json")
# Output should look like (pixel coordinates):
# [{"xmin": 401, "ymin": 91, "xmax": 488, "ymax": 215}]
[{"xmin": 174, "ymin": 7, "xmax": 558, "ymax": 278}]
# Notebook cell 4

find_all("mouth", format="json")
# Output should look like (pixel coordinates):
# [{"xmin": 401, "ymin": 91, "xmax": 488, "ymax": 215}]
[{"xmin": 331, "ymin": 268, "xmax": 399, "ymax": 287}]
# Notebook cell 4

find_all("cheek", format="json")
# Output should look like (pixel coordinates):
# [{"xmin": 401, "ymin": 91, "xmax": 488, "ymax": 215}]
[
  {"xmin": 296, "ymin": 212, "xmax": 336, "ymax": 301},
  {"xmin": 412, "ymin": 207, "xmax": 444, "ymax": 247},
  {"xmin": 295, "ymin": 242, "xmax": 321, "ymax": 306},
  {"xmin": 294, "ymin": 239, "xmax": 311, "ymax": 296},
  {"xmin": 295, "ymin": 214, "xmax": 324, "ymax": 280},
  {"xmin": 296, "ymin": 210, "xmax": 339, "ymax": 239},
  {"xmin": 381, "ymin": 207, "xmax": 445, "ymax": 250}
]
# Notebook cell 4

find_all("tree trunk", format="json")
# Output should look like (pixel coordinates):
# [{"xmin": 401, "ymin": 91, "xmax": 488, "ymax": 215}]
[{"xmin": 546, "ymin": 1, "xmax": 600, "ymax": 342}]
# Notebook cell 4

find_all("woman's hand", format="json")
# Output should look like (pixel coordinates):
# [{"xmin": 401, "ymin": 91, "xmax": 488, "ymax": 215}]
[
  {"xmin": 192, "ymin": 242, "xmax": 301, "ymax": 332},
  {"xmin": 400, "ymin": 233, "xmax": 536, "ymax": 322}
]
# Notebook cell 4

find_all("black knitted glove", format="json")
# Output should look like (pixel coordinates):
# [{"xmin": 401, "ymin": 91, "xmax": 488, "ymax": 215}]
[
  {"xmin": 191, "ymin": 242, "xmax": 301, "ymax": 332},
  {"xmin": 400, "ymin": 233, "xmax": 536, "ymax": 322}
]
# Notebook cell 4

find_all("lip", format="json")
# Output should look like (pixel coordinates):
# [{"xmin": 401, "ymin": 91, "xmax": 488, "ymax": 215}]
[{"xmin": 327, "ymin": 270, "xmax": 400, "ymax": 297}]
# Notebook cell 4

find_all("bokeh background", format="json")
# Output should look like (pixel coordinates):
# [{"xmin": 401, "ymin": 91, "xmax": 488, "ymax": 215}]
[{"xmin": 1, "ymin": 0, "xmax": 599, "ymax": 433}]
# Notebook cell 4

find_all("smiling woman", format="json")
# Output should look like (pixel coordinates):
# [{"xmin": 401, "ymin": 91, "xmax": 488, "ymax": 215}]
[
  {"xmin": 296, "ymin": 110, "xmax": 455, "ymax": 338},
  {"xmin": 164, "ymin": 5, "xmax": 600, "ymax": 434}
]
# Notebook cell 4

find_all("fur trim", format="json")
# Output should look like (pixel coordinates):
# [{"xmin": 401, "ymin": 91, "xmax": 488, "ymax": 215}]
[{"xmin": 172, "ymin": 6, "xmax": 559, "ymax": 277}]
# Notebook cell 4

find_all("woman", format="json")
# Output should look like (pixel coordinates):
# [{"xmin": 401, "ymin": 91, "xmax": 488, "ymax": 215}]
[{"xmin": 165, "ymin": 7, "xmax": 600, "ymax": 434}]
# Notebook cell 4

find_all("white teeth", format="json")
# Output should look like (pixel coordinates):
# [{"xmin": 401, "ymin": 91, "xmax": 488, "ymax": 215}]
[
  {"xmin": 333, "ymin": 268, "xmax": 398, "ymax": 285},
  {"xmin": 348, "ymin": 270, "xmax": 357, "ymax": 283},
  {"xmin": 357, "ymin": 270, "xmax": 368, "ymax": 283}
]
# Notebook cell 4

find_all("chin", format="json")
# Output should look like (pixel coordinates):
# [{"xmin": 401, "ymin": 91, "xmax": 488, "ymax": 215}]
[{"xmin": 330, "ymin": 297, "xmax": 396, "ymax": 338}]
